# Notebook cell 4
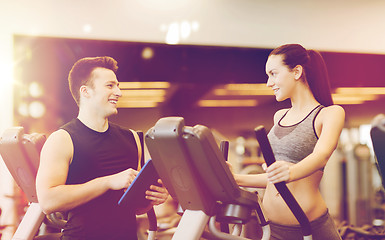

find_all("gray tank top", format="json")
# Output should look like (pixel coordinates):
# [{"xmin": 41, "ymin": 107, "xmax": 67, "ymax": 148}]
[{"xmin": 267, "ymin": 105, "xmax": 323, "ymax": 164}]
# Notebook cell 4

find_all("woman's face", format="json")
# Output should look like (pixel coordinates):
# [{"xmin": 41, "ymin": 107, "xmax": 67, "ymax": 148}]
[{"xmin": 265, "ymin": 54, "xmax": 297, "ymax": 102}]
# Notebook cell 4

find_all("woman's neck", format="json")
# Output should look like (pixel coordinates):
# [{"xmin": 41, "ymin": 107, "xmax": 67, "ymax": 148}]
[{"xmin": 289, "ymin": 85, "xmax": 319, "ymax": 114}]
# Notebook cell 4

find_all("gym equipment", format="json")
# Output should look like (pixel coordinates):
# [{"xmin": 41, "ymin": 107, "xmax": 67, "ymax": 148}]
[
  {"xmin": 0, "ymin": 127, "xmax": 49, "ymax": 240},
  {"xmin": 371, "ymin": 114, "xmax": 385, "ymax": 189},
  {"xmin": 338, "ymin": 114, "xmax": 385, "ymax": 240},
  {"xmin": 145, "ymin": 117, "xmax": 313, "ymax": 240},
  {"xmin": 255, "ymin": 126, "xmax": 312, "ymax": 239},
  {"xmin": 0, "ymin": 127, "xmax": 157, "ymax": 240}
]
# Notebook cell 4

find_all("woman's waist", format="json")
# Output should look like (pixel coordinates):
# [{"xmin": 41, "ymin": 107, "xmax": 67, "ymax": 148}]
[
  {"xmin": 262, "ymin": 181, "xmax": 326, "ymax": 224},
  {"xmin": 269, "ymin": 210, "xmax": 330, "ymax": 228}
]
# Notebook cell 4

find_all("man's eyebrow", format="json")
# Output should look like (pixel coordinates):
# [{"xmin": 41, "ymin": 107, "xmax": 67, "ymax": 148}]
[{"xmin": 107, "ymin": 80, "xmax": 119, "ymax": 85}]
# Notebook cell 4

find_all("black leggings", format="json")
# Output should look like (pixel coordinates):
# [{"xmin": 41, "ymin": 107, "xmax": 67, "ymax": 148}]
[{"xmin": 269, "ymin": 210, "xmax": 341, "ymax": 240}]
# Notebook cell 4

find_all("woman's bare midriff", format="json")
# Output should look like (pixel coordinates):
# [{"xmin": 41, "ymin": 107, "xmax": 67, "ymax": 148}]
[{"xmin": 262, "ymin": 170, "xmax": 327, "ymax": 225}]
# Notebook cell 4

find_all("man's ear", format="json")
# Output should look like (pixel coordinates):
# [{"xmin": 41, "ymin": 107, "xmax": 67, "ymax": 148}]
[
  {"xmin": 293, "ymin": 65, "xmax": 304, "ymax": 81},
  {"xmin": 80, "ymin": 85, "xmax": 90, "ymax": 98}
]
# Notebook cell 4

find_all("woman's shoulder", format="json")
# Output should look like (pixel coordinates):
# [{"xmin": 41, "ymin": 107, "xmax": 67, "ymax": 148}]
[
  {"xmin": 317, "ymin": 105, "xmax": 345, "ymax": 127},
  {"xmin": 320, "ymin": 104, "xmax": 345, "ymax": 117},
  {"xmin": 273, "ymin": 108, "xmax": 290, "ymax": 124}
]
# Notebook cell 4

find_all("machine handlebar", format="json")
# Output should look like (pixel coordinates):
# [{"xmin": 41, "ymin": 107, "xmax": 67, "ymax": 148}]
[{"xmin": 254, "ymin": 126, "xmax": 312, "ymax": 238}]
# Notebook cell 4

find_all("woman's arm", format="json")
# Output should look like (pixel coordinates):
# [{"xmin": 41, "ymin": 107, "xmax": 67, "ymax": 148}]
[
  {"xmin": 226, "ymin": 161, "xmax": 268, "ymax": 188},
  {"xmin": 266, "ymin": 105, "xmax": 345, "ymax": 183},
  {"xmin": 233, "ymin": 173, "xmax": 268, "ymax": 188}
]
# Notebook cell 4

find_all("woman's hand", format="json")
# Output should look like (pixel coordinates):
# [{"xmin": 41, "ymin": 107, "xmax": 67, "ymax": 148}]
[
  {"xmin": 226, "ymin": 161, "xmax": 234, "ymax": 173},
  {"xmin": 264, "ymin": 161, "xmax": 292, "ymax": 184}
]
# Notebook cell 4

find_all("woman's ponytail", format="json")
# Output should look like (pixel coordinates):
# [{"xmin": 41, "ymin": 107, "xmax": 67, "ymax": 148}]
[{"xmin": 306, "ymin": 50, "xmax": 334, "ymax": 107}]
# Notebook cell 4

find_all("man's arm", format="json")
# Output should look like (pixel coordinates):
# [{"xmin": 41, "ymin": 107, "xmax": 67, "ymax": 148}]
[{"xmin": 36, "ymin": 129, "xmax": 138, "ymax": 214}]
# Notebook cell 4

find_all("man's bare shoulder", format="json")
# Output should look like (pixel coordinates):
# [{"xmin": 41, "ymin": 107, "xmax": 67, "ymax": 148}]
[
  {"xmin": 41, "ymin": 129, "xmax": 73, "ymax": 163},
  {"xmin": 44, "ymin": 129, "xmax": 72, "ymax": 145}
]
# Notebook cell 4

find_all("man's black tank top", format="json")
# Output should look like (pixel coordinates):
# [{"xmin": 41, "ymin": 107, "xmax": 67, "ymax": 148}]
[{"xmin": 60, "ymin": 118, "xmax": 138, "ymax": 240}]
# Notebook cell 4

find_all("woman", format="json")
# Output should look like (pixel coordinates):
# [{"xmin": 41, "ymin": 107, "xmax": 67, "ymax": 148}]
[{"xmin": 233, "ymin": 44, "xmax": 344, "ymax": 239}]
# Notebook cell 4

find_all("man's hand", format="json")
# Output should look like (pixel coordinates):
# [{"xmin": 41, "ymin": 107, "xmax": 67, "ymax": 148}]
[
  {"xmin": 107, "ymin": 168, "xmax": 138, "ymax": 190},
  {"xmin": 145, "ymin": 179, "xmax": 169, "ymax": 205}
]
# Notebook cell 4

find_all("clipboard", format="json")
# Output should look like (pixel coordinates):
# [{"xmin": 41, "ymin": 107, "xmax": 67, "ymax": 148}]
[{"xmin": 118, "ymin": 159, "xmax": 160, "ymax": 207}]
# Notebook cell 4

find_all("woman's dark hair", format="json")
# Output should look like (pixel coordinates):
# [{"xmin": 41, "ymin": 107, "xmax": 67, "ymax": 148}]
[
  {"xmin": 269, "ymin": 44, "xmax": 333, "ymax": 106},
  {"xmin": 68, "ymin": 56, "xmax": 118, "ymax": 106}
]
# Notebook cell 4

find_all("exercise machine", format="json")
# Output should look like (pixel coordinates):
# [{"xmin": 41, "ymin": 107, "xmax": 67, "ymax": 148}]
[
  {"xmin": 0, "ymin": 127, "xmax": 53, "ymax": 240},
  {"xmin": 371, "ymin": 114, "xmax": 385, "ymax": 189},
  {"xmin": 338, "ymin": 114, "xmax": 385, "ymax": 240},
  {"xmin": 145, "ymin": 116, "xmax": 313, "ymax": 239}
]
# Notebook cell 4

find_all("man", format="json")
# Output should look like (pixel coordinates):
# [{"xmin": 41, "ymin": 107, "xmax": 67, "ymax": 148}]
[{"xmin": 36, "ymin": 56, "xmax": 168, "ymax": 239}]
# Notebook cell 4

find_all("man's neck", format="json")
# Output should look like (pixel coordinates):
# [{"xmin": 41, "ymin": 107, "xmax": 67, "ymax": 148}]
[{"xmin": 77, "ymin": 110, "xmax": 109, "ymax": 132}]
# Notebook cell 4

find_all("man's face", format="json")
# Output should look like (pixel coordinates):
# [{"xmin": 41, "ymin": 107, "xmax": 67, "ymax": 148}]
[{"xmin": 84, "ymin": 67, "xmax": 122, "ymax": 117}]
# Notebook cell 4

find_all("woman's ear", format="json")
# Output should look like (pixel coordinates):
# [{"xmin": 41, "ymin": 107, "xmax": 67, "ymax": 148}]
[{"xmin": 293, "ymin": 65, "xmax": 304, "ymax": 81}]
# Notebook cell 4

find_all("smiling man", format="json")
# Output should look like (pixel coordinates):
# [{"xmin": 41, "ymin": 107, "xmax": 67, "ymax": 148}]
[{"xmin": 36, "ymin": 56, "xmax": 168, "ymax": 240}]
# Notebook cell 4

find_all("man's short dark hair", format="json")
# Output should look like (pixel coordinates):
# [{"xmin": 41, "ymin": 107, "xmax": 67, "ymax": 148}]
[{"xmin": 68, "ymin": 56, "xmax": 118, "ymax": 106}]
